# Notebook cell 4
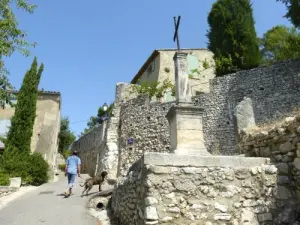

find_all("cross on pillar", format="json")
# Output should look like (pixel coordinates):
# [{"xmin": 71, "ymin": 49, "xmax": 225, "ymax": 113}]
[{"xmin": 173, "ymin": 16, "xmax": 181, "ymax": 52}]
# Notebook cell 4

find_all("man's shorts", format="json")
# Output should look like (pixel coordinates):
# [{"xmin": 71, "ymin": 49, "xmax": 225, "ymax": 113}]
[{"xmin": 67, "ymin": 173, "xmax": 76, "ymax": 188}]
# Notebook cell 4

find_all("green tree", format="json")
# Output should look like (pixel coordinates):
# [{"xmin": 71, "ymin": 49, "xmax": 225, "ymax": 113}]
[
  {"xmin": 0, "ymin": 0, "xmax": 37, "ymax": 108},
  {"xmin": 5, "ymin": 57, "xmax": 43, "ymax": 153},
  {"xmin": 259, "ymin": 25, "xmax": 300, "ymax": 64},
  {"xmin": 80, "ymin": 103, "xmax": 114, "ymax": 136},
  {"xmin": 207, "ymin": 0, "xmax": 261, "ymax": 76},
  {"xmin": 58, "ymin": 117, "xmax": 76, "ymax": 158},
  {"xmin": 277, "ymin": 0, "xmax": 300, "ymax": 28}
]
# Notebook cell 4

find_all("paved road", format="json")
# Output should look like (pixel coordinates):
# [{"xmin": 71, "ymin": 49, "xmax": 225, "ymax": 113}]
[{"xmin": 0, "ymin": 175, "xmax": 100, "ymax": 225}]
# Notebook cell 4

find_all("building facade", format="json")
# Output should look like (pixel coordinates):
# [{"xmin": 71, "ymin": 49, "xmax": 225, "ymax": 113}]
[
  {"xmin": 0, "ymin": 91, "xmax": 61, "ymax": 177},
  {"xmin": 131, "ymin": 49, "xmax": 216, "ymax": 101}
]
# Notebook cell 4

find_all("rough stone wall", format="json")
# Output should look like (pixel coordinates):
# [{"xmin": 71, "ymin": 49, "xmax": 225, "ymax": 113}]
[
  {"xmin": 112, "ymin": 153, "xmax": 279, "ymax": 225},
  {"xmin": 97, "ymin": 83, "xmax": 136, "ymax": 179},
  {"xmin": 71, "ymin": 125, "xmax": 106, "ymax": 175},
  {"xmin": 240, "ymin": 115, "xmax": 300, "ymax": 224},
  {"xmin": 193, "ymin": 59, "xmax": 300, "ymax": 155},
  {"xmin": 118, "ymin": 95, "xmax": 172, "ymax": 176}
]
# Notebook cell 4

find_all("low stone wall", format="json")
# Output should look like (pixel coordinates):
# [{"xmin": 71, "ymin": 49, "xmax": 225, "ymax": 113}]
[
  {"xmin": 240, "ymin": 115, "xmax": 300, "ymax": 224},
  {"xmin": 112, "ymin": 153, "xmax": 280, "ymax": 225}
]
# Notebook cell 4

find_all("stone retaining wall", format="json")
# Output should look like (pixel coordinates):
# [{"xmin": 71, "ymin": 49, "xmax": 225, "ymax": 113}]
[
  {"xmin": 194, "ymin": 59, "xmax": 300, "ymax": 155},
  {"xmin": 112, "ymin": 153, "xmax": 281, "ymax": 225},
  {"xmin": 118, "ymin": 96, "xmax": 173, "ymax": 176},
  {"xmin": 240, "ymin": 115, "xmax": 300, "ymax": 224},
  {"xmin": 71, "ymin": 125, "xmax": 106, "ymax": 175}
]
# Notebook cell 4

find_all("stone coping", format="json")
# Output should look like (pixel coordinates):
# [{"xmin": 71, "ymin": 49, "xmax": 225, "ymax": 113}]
[{"xmin": 141, "ymin": 152, "xmax": 270, "ymax": 168}]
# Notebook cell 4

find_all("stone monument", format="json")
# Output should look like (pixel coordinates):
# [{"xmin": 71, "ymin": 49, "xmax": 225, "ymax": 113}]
[
  {"xmin": 166, "ymin": 52, "xmax": 210, "ymax": 155},
  {"xmin": 167, "ymin": 17, "xmax": 210, "ymax": 155}
]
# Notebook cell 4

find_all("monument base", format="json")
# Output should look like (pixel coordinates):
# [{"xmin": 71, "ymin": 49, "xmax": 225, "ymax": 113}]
[{"xmin": 166, "ymin": 103, "xmax": 210, "ymax": 155}]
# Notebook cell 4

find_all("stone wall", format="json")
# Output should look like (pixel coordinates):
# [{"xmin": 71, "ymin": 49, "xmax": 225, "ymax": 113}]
[
  {"xmin": 71, "ymin": 124, "xmax": 106, "ymax": 176},
  {"xmin": 194, "ymin": 59, "xmax": 300, "ymax": 155},
  {"xmin": 97, "ymin": 83, "xmax": 135, "ymax": 179},
  {"xmin": 240, "ymin": 115, "xmax": 300, "ymax": 224},
  {"xmin": 118, "ymin": 96, "xmax": 173, "ymax": 176},
  {"xmin": 112, "ymin": 153, "xmax": 282, "ymax": 225}
]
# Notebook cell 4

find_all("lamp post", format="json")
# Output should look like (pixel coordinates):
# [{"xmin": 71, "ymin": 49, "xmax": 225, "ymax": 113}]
[{"xmin": 102, "ymin": 103, "xmax": 108, "ymax": 121}]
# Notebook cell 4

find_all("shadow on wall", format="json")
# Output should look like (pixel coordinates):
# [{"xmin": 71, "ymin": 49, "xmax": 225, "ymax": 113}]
[{"xmin": 194, "ymin": 59, "xmax": 300, "ymax": 155}]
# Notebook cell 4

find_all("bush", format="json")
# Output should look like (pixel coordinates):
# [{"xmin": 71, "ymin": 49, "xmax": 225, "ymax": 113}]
[
  {"xmin": 58, "ymin": 164, "xmax": 66, "ymax": 172},
  {"xmin": 62, "ymin": 149, "xmax": 71, "ymax": 159},
  {"xmin": 1, "ymin": 150, "xmax": 49, "ymax": 186},
  {"xmin": 0, "ymin": 170, "xmax": 9, "ymax": 186},
  {"xmin": 27, "ymin": 153, "xmax": 49, "ymax": 186}
]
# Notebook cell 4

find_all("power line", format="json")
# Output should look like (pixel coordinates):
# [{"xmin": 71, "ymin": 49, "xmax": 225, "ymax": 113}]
[{"xmin": 69, "ymin": 119, "xmax": 90, "ymax": 125}]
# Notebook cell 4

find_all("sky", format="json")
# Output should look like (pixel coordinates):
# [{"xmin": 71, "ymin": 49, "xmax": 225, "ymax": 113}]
[{"xmin": 4, "ymin": 0, "xmax": 291, "ymax": 137}]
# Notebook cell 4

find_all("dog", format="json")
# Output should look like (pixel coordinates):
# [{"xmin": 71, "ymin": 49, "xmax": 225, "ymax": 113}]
[{"xmin": 80, "ymin": 171, "xmax": 108, "ymax": 197}]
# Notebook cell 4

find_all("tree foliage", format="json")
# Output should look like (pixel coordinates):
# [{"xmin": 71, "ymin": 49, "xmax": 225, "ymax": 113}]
[
  {"xmin": 80, "ymin": 103, "xmax": 114, "ymax": 136},
  {"xmin": 5, "ymin": 57, "xmax": 43, "ymax": 153},
  {"xmin": 207, "ymin": 0, "xmax": 261, "ymax": 76},
  {"xmin": 259, "ymin": 25, "xmax": 300, "ymax": 64},
  {"xmin": 0, "ymin": 57, "xmax": 48, "ymax": 186},
  {"xmin": 58, "ymin": 117, "xmax": 76, "ymax": 157},
  {"xmin": 0, "ymin": 0, "xmax": 37, "ymax": 108},
  {"xmin": 130, "ymin": 79, "xmax": 174, "ymax": 99},
  {"xmin": 277, "ymin": 0, "xmax": 300, "ymax": 28}
]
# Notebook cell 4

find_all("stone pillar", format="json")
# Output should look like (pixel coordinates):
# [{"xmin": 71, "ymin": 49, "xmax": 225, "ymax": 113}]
[
  {"xmin": 167, "ymin": 104, "xmax": 209, "ymax": 155},
  {"xmin": 165, "ymin": 52, "xmax": 210, "ymax": 155},
  {"xmin": 174, "ymin": 52, "xmax": 192, "ymax": 104}
]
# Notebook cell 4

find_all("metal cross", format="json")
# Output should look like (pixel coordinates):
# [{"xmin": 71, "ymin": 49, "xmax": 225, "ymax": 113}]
[{"xmin": 173, "ymin": 16, "xmax": 181, "ymax": 52}]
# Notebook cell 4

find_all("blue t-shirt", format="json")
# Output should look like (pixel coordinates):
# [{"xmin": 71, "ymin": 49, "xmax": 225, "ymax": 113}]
[{"xmin": 66, "ymin": 155, "xmax": 81, "ymax": 175}]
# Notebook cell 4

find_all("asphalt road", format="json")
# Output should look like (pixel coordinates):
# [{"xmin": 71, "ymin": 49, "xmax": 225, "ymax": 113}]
[{"xmin": 0, "ymin": 175, "xmax": 100, "ymax": 225}]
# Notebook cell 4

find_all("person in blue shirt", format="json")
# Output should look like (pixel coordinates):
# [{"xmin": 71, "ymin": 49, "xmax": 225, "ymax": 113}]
[{"xmin": 64, "ymin": 150, "xmax": 81, "ymax": 196}]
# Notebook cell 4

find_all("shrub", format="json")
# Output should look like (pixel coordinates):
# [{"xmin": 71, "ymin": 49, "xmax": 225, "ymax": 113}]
[
  {"xmin": 27, "ymin": 153, "xmax": 49, "ymax": 186},
  {"xmin": 0, "ymin": 170, "xmax": 9, "ymax": 186},
  {"xmin": 1, "ymin": 150, "xmax": 49, "ymax": 186},
  {"xmin": 58, "ymin": 164, "xmax": 66, "ymax": 172},
  {"xmin": 62, "ymin": 149, "xmax": 71, "ymax": 159}
]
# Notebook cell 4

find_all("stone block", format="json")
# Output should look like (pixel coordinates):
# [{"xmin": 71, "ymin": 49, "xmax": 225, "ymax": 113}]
[
  {"xmin": 145, "ymin": 197, "xmax": 158, "ymax": 206},
  {"xmin": 214, "ymin": 203, "xmax": 228, "ymax": 213},
  {"xmin": 143, "ymin": 153, "xmax": 269, "ymax": 168},
  {"xmin": 276, "ymin": 186, "xmax": 292, "ymax": 200},
  {"xmin": 144, "ymin": 206, "xmax": 158, "ymax": 220},
  {"xmin": 294, "ymin": 158, "xmax": 300, "ymax": 170},
  {"xmin": 276, "ymin": 163, "xmax": 289, "ymax": 175},
  {"xmin": 241, "ymin": 209, "xmax": 259, "ymax": 225},
  {"xmin": 279, "ymin": 142, "xmax": 293, "ymax": 153},
  {"xmin": 258, "ymin": 213, "xmax": 272, "ymax": 222},
  {"xmin": 214, "ymin": 213, "xmax": 231, "ymax": 221},
  {"xmin": 263, "ymin": 165, "xmax": 277, "ymax": 174},
  {"xmin": 9, "ymin": 177, "xmax": 21, "ymax": 188}
]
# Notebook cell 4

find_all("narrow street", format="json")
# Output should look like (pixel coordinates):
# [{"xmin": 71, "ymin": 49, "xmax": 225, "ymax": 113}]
[{"xmin": 0, "ymin": 175, "xmax": 99, "ymax": 225}]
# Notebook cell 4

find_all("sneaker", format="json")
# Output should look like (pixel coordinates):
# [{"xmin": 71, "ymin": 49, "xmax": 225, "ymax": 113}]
[{"xmin": 64, "ymin": 189, "xmax": 70, "ymax": 197}]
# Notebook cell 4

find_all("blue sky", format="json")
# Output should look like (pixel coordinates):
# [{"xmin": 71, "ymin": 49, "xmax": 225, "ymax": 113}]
[{"xmin": 4, "ymin": 0, "xmax": 291, "ymax": 136}]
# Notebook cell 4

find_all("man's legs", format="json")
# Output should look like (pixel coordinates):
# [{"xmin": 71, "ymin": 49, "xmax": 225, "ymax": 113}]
[{"xmin": 67, "ymin": 173, "xmax": 76, "ymax": 195}]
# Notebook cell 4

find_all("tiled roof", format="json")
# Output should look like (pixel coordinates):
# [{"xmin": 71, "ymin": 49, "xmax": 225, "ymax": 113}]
[{"xmin": 8, "ymin": 90, "xmax": 61, "ymax": 96}]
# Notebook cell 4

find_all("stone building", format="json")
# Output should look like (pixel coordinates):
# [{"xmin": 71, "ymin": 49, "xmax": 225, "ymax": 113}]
[
  {"xmin": 0, "ymin": 91, "xmax": 61, "ymax": 177},
  {"xmin": 131, "ymin": 49, "xmax": 215, "ymax": 99}
]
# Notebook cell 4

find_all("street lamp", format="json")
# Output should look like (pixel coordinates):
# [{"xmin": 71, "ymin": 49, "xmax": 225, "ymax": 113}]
[
  {"xmin": 103, "ymin": 103, "xmax": 108, "ymax": 112},
  {"xmin": 102, "ymin": 103, "xmax": 108, "ymax": 121}
]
